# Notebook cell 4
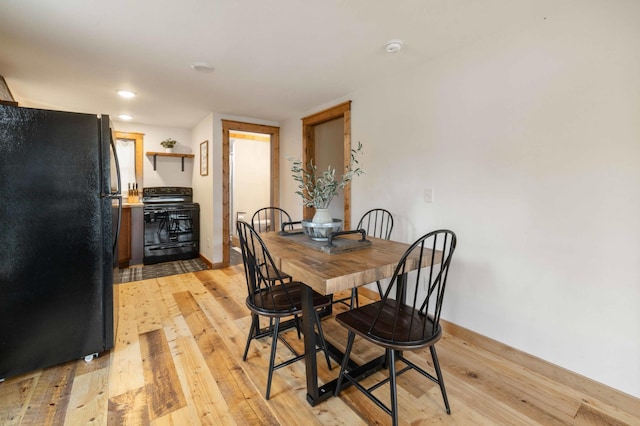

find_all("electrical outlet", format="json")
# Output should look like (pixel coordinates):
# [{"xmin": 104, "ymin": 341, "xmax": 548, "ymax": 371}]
[{"xmin": 424, "ymin": 188, "xmax": 433, "ymax": 203}]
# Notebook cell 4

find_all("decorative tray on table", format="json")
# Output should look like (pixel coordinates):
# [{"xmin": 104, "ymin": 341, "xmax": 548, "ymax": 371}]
[{"xmin": 278, "ymin": 225, "xmax": 371, "ymax": 255}]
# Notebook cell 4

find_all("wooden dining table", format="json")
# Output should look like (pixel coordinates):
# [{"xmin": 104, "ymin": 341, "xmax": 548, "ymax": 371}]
[{"xmin": 259, "ymin": 231, "xmax": 421, "ymax": 406}]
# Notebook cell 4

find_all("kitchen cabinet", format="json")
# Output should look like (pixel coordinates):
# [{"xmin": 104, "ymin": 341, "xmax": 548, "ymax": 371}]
[
  {"xmin": 118, "ymin": 204, "xmax": 144, "ymax": 267},
  {"xmin": 118, "ymin": 207, "xmax": 131, "ymax": 268}
]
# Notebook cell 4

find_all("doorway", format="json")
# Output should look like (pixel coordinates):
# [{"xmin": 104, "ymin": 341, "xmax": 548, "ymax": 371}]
[
  {"xmin": 229, "ymin": 130, "xmax": 271, "ymax": 263},
  {"xmin": 301, "ymin": 101, "xmax": 353, "ymax": 229},
  {"xmin": 222, "ymin": 120, "xmax": 280, "ymax": 267}
]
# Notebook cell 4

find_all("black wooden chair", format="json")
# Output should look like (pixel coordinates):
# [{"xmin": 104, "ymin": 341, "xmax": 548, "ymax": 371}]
[
  {"xmin": 236, "ymin": 220, "xmax": 333, "ymax": 399},
  {"xmin": 251, "ymin": 207, "xmax": 293, "ymax": 233},
  {"xmin": 251, "ymin": 207, "xmax": 296, "ymax": 291},
  {"xmin": 334, "ymin": 208, "xmax": 394, "ymax": 309},
  {"xmin": 334, "ymin": 229, "xmax": 457, "ymax": 425}
]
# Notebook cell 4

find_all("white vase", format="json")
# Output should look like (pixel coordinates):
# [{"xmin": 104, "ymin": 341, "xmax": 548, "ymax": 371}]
[
  {"xmin": 312, "ymin": 208, "xmax": 332, "ymax": 224},
  {"xmin": 164, "ymin": 147, "xmax": 174, "ymax": 153}
]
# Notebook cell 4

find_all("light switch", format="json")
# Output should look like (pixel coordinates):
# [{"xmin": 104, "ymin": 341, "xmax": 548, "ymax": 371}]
[{"xmin": 424, "ymin": 188, "xmax": 433, "ymax": 203}]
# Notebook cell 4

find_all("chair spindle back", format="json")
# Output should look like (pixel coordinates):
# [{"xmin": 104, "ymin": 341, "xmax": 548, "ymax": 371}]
[
  {"xmin": 251, "ymin": 207, "xmax": 293, "ymax": 233},
  {"xmin": 357, "ymin": 208, "xmax": 394, "ymax": 240},
  {"xmin": 236, "ymin": 220, "xmax": 297, "ymax": 314},
  {"xmin": 372, "ymin": 229, "xmax": 457, "ymax": 344}
]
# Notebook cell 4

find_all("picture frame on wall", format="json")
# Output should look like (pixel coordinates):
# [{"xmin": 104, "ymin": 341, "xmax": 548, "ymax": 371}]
[{"xmin": 200, "ymin": 140, "xmax": 208, "ymax": 176}]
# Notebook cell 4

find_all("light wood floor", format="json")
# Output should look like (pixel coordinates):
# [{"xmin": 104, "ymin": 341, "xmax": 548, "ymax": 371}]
[{"xmin": 1, "ymin": 265, "xmax": 638, "ymax": 425}]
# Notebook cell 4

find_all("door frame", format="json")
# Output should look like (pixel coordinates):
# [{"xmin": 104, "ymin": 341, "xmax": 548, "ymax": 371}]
[
  {"xmin": 302, "ymin": 100, "xmax": 352, "ymax": 229},
  {"xmin": 222, "ymin": 120, "xmax": 280, "ymax": 267}
]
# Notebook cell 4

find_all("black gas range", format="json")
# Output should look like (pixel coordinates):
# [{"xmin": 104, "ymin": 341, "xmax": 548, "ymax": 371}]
[{"xmin": 142, "ymin": 187, "xmax": 200, "ymax": 265}]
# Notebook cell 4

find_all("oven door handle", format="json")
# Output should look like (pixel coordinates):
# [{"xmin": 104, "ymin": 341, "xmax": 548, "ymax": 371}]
[{"xmin": 148, "ymin": 243, "xmax": 197, "ymax": 251}]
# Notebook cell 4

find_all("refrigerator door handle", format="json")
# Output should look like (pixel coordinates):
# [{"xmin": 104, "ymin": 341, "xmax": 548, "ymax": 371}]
[
  {"xmin": 109, "ymin": 133, "xmax": 123, "ymax": 255},
  {"xmin": 111, "ymin": 195, "xmax": 123, "ymax": 255}
]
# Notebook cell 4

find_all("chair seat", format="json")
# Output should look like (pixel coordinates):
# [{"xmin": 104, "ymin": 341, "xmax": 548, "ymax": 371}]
[
  {"xmin": 335, "ymin": 299, "xmax": 441, "ymax": 350},
  {"xmin": 248, "ymin": 281, "xmax": 332, "ymax": 317}
]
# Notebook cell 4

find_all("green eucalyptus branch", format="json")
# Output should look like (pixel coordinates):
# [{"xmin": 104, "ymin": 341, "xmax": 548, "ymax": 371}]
[{"xmin": 288, "ymin": 142, "xmax": 363, "ymax": 209}]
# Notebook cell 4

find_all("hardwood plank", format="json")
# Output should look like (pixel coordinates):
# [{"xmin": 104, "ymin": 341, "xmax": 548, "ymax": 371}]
[
  {"xmin": 155, "ymin": 275, "xmax": 197, "ymax": 341},
  {"xmin": 150, "ymin": 405, "xmax": 195, "ymax": 426},
  {"xmin": 139, "ymin": 329, "xmax": 187, "ymax": 420},
  {"xmin": 109, "ymin": 283, "xmax": 145, "ymax": 397},
  {"xmin": 108, "ymin": 387, "xmax": 150, "ymax": 425},
  {"xmin": 134, "ymin": 278, "xmax": 165, "ymax": 334},
  {"xmin": 157, "ymin": 275, "xmax": 186, "ymax": 319},
  {"xmin": 65, "ymin": 367, "xmax": 109, "ymax": 425},
  {"xmin": 177, "ymin": 289, "xmax": 280, "ymax": 425},
  {"xmin": 575, "ymin": 397, "xmax": 640, "ymax": 426},
  {"xmin": 172, "ymin": 334, "xmax": 234, "ymax": 425},
  {"xmin": 20, "ymin": 362, "xmax": 77, "ymax": 425},
  {"xmin": 0, "ymin": 375, "xmax": 37, "ymax": 425},
  {"xmin": 198, "ymin": 276, "xmax": 248, "ymax": 321},
  {"xmin": 574, "ymin": 403, "xmax": 632, "ymax": 426},
  {"xmin": 173, "ymin": 291, "xmax": 243, "ymax": 424}
]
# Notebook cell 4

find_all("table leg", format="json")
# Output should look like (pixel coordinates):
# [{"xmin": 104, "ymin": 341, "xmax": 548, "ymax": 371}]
[
  {"xmin": 302, "ymin": 284, "xmax": 386, "ymax": 406},
  {"xmin": 301, "ymin": 284, "xmax": 320, "ymax": 404}
]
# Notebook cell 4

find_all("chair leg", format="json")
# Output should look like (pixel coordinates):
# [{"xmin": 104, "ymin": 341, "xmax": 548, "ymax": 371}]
[
  {"xmin": 376, "ymin": 280, "xmax": 383, "ymax": 299},
  {"xmin": 265, "ymin": 318, "xmax": 281, "ymax": 400},
  {"xmin": 294, "ymin": 314, "xmax": 302, "ymax": 339},
  {"xmin": 243, "ymin": 315, "xmax": 258, "ymax": 361},
  {"xmin": 350, "ymin": 288, "xmax": 359, "ymax": 309},
  {"xmin": 334, "ymin": 331, "xmax": 356, "ymax": 396},
  {"xmin": 388, "ymin": 349, "xmax": 399, "ymax": 426},
  {"xmin": 430, "ymin": 345, "xmax": 451, "ymax": 414},
  {"xmin": 314, "ymin": 310, "xmax": 332, "ymax": 370}
]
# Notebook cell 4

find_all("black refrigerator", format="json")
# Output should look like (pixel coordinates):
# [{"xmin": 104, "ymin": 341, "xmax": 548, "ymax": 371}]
[{"xmin": 0, "ymin": 104, "xmax": 121, "ymax": 380}]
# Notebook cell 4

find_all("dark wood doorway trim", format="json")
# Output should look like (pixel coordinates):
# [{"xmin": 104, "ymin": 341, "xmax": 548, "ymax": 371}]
[
  {"xmin": 301, "ymin": 101, "xmax": 352, "ymax": 229},
  {"xmin": 222, "ymin": 120, "xmax": 280, "ymax": 267}
]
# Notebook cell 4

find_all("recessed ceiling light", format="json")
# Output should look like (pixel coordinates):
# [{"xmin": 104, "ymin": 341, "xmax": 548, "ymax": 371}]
[
  {"xmin": 117, "ymin": 90, "xmax": 136, "ymax": 98},
  {"xmin": 385, "ymin": 39, "xmax": 403, "ymax": 53},
  {"xmin": 118, "ymin": 114, "xmax": 133, "ymax": 120},
  {"xmin": 190, "ymin": 62, "xmax": 214, "ymax": 73}
]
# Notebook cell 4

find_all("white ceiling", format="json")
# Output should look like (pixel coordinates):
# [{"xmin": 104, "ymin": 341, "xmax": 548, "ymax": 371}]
[{"xmin": 0, "ymin": 0, "xmax": 553, "ymax": 129}]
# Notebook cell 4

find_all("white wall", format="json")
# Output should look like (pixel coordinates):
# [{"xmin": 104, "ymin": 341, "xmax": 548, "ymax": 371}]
[
  {"xmin": 114, "ymin": 122, "xmax": 193, "ymax": 188},
  {"xmin": 194, "ymin": 114, "xmax": 279, "ymax": 264},
  {"xmin": 280, "ymin": 1, "xmax": 640, "ymax": 397},
  {"xmin": 191, "ymin": 114, "xmax": 214, "ymax": 263}
]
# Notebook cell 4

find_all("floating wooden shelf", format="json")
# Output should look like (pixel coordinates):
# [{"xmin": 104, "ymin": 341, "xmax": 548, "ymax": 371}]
[{"xmin": 146, "ymin": 151, "xmax": 195, "ymax": 171}]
